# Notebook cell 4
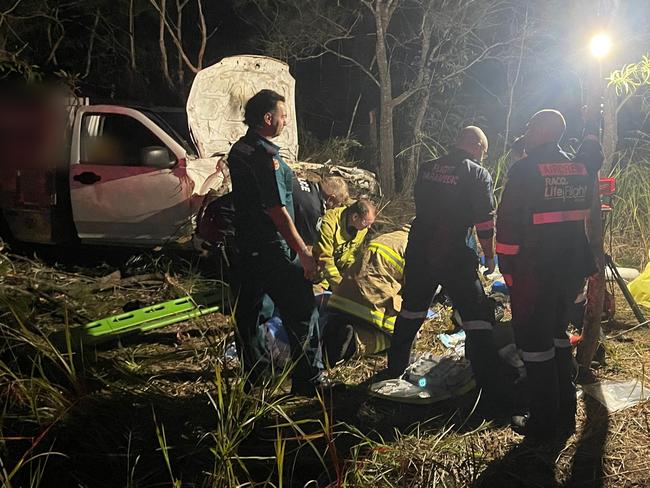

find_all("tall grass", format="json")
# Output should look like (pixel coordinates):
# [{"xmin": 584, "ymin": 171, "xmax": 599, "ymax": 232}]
[
  {"xmin": 608, "ymin": 160, "xmax": 650, "ymax": 268},
  {"xmin": 486, "ymin": 152, "xmax": 513, "ymax": 204},
  {"xmin": 0, "ymin": 301, "xmax": 86, "ymax": 486}
]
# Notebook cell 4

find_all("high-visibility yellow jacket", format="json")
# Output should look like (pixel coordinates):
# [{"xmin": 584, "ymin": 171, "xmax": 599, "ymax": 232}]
[
  {"xmin": 328, "ymin": 225, "xmax": 409, "ymax": 334},
  {"xmin": 314, "ymin": 206, "xmax": 369, "ymax": 288}
]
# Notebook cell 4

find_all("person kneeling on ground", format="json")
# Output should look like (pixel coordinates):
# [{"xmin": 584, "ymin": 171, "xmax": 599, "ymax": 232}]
[
  {"xmin": 313, "ymin": 199, "xmax": 376, "ymax": 291},
  {"xmin": 324, "ymin": 224, "xmax": 410, "ymax": 365}
]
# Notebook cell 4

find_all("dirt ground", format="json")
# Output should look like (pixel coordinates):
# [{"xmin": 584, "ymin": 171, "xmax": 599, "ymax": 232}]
[{"xmin": 1, "ymin": 243, "xmax": 649, "ymax": 487}]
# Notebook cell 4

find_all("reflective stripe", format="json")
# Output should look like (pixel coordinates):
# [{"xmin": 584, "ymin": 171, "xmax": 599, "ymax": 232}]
[
  {"xmin": 374, "ymin": 332, "xmax": 389, "ymax": 354},
  {"xmin": 475, "ymin": 219, "xmax": 494, "ymax": 231},
  {"xmin": 399, "ymin": 309, "xmax": 429, "ymax": 320},
  {"xmin": 554, "ymin": 337, "xmax": 571, "ymax": 348},
  {"xmin": 496, "ymin": 242, "xmax": 520, "ymax": 255},
  {"xmin": 521, "ymin": 348, "xmax": 555, "ymax": 362},
  {"xmin": 462, "ymin": 320, "xmax": 493, "ymax": 331},
  {"xmin": 537, "ymin": 162, "xmax": 587, "ymax": 177},
  {"xmin": 503, "ymin": 274, "xmax": 513, "ymax": 287},
  {"xmin": 532, "ymin": 209, "xmax": 589, "ymax": 225},
  {"xmin": 325, "ymin": 265, "xmax": 341, "ymax": 277},
  {"xmin": 328, "ymin": 294, "xmax": 395, "ymax": 332},
  {"xmin": 369, "ymin": 242, "xmax": 405, "ymax": 273}
]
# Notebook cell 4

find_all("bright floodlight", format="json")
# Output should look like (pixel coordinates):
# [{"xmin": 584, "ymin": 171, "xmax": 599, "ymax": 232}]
[{"xmin": 590, "ymin": 32, "xmax": 612, "ymax": 59}]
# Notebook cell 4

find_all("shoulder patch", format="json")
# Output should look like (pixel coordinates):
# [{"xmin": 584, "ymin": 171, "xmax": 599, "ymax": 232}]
[{"xmin": 273, "ymin": 159, "xmax": 280, "ymax": 170}]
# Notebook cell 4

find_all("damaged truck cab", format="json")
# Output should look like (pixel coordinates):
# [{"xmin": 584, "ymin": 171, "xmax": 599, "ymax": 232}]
[{"xmin": 0, "ymin": 56, "xmax": 378, "ymax": 250}]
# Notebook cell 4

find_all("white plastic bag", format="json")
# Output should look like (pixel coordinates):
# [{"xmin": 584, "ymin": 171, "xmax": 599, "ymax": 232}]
[{"xmin": 581, "ymin": 379, "xmax": 650, "ymax": 413}]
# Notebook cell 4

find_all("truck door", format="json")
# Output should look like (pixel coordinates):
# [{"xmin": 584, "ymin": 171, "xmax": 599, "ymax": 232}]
[{"xmin": 69, "ymin": 106, "xmax": 192, "ymax": 246}]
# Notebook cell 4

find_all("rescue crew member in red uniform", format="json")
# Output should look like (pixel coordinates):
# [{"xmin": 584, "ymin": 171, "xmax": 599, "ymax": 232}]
[
  {"xmin": 382, "ymin": 126, "xmax": 503, "ymax": 412},
  {"xmin": 228, "ymin": 89, "xmax": 323, "ymax": 396},
  {"xmin": 496, "ymin": 109, "xmax": 602, "ymax": 440}
]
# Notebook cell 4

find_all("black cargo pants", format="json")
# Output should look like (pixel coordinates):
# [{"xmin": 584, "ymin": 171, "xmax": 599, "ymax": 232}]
[
  {"xmin": 387, "ymin": 241, "xmax": 501, "ymax": 404},
  {"xmin": 233, "ymin": 242, "xmax": 320, "ymax": 388},
  {"xmin": 509, "ymin": 257, "xmax": 585, "ymax": 435}
]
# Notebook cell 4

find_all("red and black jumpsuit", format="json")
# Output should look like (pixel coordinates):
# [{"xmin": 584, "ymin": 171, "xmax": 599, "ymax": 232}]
[
  {"xmin": 496, "ymin": 139, "xmax": 602, "ymax": 435},
  {"xmin": 387, "ymin": 148, "xmax": 502, "ymax": 404}
]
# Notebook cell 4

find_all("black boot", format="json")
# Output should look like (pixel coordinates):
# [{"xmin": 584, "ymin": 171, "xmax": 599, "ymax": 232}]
[
  {"xmin": 385, "ymin": 318, "xmax": 422, "ymax": 377},
  {"xmin": 555, "ymin": 346, "xmax": 577, "ymax": 438},
  {"xmin": 465, "ymin": 329, "xmax": 507, "ymax": 417},
  {"xmin": 514, "ymin": 358, "xmax": 559, "ymax": 441}
]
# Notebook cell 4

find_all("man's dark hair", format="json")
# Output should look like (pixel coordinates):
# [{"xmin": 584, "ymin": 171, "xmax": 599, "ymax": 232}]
[{"xmin": 244, "ymin": 89, "xmax": 285, "ymax": 128}]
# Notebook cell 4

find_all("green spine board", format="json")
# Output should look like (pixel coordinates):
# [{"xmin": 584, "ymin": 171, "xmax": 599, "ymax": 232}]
[{"xmin": 83, "ymin": 296, "xmax": 200, "ymax": 337}]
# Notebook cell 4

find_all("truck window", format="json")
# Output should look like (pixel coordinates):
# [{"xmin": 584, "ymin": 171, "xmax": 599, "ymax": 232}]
[{"xmin": 80, "ymin": 113, "xmax": 168, "ymax": 166}]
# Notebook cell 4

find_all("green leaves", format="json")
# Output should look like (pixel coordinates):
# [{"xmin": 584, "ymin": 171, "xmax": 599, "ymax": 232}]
[{"xmin": 608, "ymin": 55, "xmax": 650, "ymax": 96}]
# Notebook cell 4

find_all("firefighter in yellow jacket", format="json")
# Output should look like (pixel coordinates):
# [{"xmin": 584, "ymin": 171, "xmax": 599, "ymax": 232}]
[
  {"xmin": 314, "ymin": 199, "xmax": 376, "ymax": 290},
  {"xmin": 324, "ymin": 225, "xmax": 409, "ymax": 365}
]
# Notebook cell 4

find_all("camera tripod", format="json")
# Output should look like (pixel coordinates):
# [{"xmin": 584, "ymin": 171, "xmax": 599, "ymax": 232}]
[
  {"xmin": 600, "ymin": 180, "xmax": 646, "ymax": 324},
  {"xmin": 604, "ymin": 253, "xmax": 646, "ymax": 324}
]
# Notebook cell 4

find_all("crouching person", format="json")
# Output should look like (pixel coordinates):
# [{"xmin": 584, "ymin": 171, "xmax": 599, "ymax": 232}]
[
  {"xmin": 313, "ymin": 199, "xmax": 376, "ymax": 291},
  {"xmin": 324, "ymin": 225, "xmax": 409, "ymax": 365}
]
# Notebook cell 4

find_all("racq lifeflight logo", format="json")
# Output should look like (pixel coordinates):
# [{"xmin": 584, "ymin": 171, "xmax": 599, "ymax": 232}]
[{"xmin": 538, "ymin": 162, "xmax": 588, "ymax": 201}]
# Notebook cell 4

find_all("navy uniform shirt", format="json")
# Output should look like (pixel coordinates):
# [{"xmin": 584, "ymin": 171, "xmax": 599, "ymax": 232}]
[
  {"xmin": 411, "ymin": 148, "xmax": 495, "ymax": 262},
  {"xmin": 228, "ymin": 128, "xmax": 294, "ymax": 254},
  {"xmin": 292, "ymin": 177, "xmax": 325, "ymax": 246}
]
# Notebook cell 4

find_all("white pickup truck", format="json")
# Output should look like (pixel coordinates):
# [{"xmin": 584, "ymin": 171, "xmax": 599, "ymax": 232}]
[{"xmin": 0, "ymin": 55, "xmax": 378, "ymax": 249}]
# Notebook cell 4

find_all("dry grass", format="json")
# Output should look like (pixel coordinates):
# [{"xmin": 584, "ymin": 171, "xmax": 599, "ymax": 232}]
[{"xmin": 1, "ymin": 240, "xmax": 649, "ymax": 487}]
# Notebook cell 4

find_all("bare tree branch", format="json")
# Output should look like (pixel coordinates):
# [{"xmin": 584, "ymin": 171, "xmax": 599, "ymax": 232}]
[
  {"xmin": 196, "ymin": 0, "xmax": 207, "ymax": 70},
  {"xmin": 128, "ymin": 0, "xmax": 136, "ymax": 70},
  {"xmin": 83, "ymin": 9, "xmax": 100, "ymax": 78}
]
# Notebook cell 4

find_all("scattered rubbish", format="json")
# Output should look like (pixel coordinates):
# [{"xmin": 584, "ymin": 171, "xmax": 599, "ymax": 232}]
[
  {"xmin": 438, "ymin": 329, "xmax": 466, "ymax": 355},
  {"xmin": 224, "ymin": 341, "xmax": 238, "ymax": 364},
  {"xmin": 491, "ymin": 280, "xmax": 508, "ymax": 295},
  {"xmin": 264, "ymin": 316, "xmax": 291, "ymax": 368},
  {"xmin": 581, "ymin": 379, "xmax": 650, "ymax": 413},
  {"xmin": 606, "ymin": 266, "xmax": 640, "ymax": 282},
  {"xmin": 222, "ymin": 316, "xmax": 291, "ymax": 370},
  {"xmin": 437, "ymin": 331, "xmax": 460, "ymax": 348},
  {"xmin": 369, "ymin": 353, "xmax": 475, "ymax": 404}
]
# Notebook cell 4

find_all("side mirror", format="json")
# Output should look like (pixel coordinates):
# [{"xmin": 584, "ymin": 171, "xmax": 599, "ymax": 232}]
[{"xmin": 141, "ymin": 146, "xmax": 176, "ymax": 169}]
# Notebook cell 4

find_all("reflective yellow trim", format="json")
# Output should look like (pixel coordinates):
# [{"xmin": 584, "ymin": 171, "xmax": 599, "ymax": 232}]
[
  {"xmin": 328, "ymin": 294, "xmax": 395, "ymax": 332},
  {"xmin": 325, "ymin": 265, "xmax": 341, "ymax": 278},
  {"xmin": 368, "ymin": 242, "xmax": 404, "ymax": 273}
]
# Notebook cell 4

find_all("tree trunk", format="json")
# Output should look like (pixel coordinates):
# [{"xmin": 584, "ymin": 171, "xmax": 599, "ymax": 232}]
[
  {"xmin": 602, "ymin": 86, "xmax": 618, "ymax": 172},
  {"xmin": 401, "ymin": 88, "xmax": 430, "ymax": 194},
  {"xmin": 129, "ymin": 0, "xmax": 136, "ymax": 70},
  {"xmin": 175, "ymin": 0, "xmax": 185, "ymax": 88},
  {"xmin": 155, "ymin": 0, "xmax": 174, "ymax": 89},
  {"xmin": 576, "ymin": 175, "xmax": 605, "ymax": 383},
  {"xmin": 372, "ymin": 1, "xmax": 396, "ymax": 198}
]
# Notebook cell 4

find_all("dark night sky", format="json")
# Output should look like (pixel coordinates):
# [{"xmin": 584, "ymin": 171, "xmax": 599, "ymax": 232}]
[{"xmin": 56, "ymin": 0, "xmax": 650, "ymax": 162}]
